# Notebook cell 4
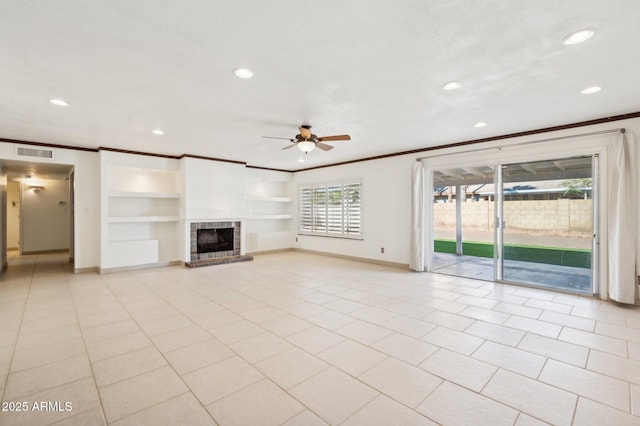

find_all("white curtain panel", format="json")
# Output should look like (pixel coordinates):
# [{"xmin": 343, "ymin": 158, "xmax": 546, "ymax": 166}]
[
  {"xmin": 410, "ymin": 161, "xmax": 425, "ymax": 271},
  {"xmin": 608, "ymin": 132, "xmax": 637, "ymax": 303}
]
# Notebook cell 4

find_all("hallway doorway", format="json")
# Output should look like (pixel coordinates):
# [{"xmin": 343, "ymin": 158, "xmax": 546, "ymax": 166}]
[{"xmin": 1, "ymin": 160, "xmax": 74, "ymax": 272}]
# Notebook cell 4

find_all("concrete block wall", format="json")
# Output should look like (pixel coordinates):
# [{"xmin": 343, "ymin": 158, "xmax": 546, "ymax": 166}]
[{"xmin": 434, "ymin": 199, "xmax": 592, "ymax": 237}]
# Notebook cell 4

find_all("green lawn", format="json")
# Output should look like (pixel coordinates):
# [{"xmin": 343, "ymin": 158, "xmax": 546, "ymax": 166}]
[{"xmin": 434, "ymin": 239, "xmax": 591, "ymax": 269}]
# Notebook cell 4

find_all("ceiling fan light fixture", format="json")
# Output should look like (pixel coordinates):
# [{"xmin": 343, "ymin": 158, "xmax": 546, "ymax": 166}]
[{"xmin": 297, "ymin": 141, "xmax": 315, "ymax": 153}]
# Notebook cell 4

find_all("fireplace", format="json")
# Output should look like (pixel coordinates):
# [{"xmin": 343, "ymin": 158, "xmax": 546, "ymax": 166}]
[
  {"xmin": 189, "ymin": 221, "xmax": 244, "ymax": 264},
  {"xmin": 197, "ymin": 228, "xmax": 234, "ymax": 254}
]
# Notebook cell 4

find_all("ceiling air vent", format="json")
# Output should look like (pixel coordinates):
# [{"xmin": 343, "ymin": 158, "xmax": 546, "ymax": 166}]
[{"xmin": 15, "ymin": 146, "xmax": 55, "ymax": 160}]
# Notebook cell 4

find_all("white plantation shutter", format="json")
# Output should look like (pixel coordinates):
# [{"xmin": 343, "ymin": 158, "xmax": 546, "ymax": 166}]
[
  {"xmin": 343, "ymin": 183, "xmax": 361, "ymax": 236},
  {"xmin": 327, "ymin": 184, "xmax": 343, "ymax": 234},
  {"xmin": 298, "ymin": 187, "xmax": 313, "ymax": 232},
  {"xmin": 298, "ymin": 181, "xmax": 362, "ymax": 238},
  {"xmin": 312, "ymin": 186, "xmax": 327, "ymax": 232}
]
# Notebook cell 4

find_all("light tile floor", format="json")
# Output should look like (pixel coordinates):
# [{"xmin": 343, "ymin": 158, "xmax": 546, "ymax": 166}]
[{"xmin": 1, "ymin": 250, "xmax": 640, "ymax": 425}]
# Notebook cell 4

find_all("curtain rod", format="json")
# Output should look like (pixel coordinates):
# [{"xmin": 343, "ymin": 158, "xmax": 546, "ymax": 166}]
[{"xmin": 415, "ymin": 128, "xmax": 625, "ymax": 162}]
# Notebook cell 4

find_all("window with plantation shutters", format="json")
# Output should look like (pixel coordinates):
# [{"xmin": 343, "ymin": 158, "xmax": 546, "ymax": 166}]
[{"xmin": 298, "ymin": 181, "xmax": 362, "ymax": 238}]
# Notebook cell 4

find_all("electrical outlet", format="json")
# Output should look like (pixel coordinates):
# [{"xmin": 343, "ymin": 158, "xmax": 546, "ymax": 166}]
[
  {"xmin": 381, "ymin": 247, "xmax": 384, "ymax": 254},
  {"xmin": 295, "ymin": 237, "xmax": 298, "ymax": 242}
]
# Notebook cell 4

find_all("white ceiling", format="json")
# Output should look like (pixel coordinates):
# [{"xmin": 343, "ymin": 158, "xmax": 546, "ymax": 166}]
[
  {"xmin": 1, "ymin": 1, "xmax": 639, "ymax": 171},
  {"xmin": 1, "ymin": 159, "xmax": 73, "ymax": 180}
]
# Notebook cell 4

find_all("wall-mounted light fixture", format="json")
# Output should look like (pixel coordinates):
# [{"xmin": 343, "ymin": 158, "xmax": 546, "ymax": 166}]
[{"xmin": 28, "ymin": 185, "xmax": 45, "ymax": 192}]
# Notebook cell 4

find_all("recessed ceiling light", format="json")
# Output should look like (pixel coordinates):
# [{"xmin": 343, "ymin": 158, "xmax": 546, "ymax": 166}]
[
  {"xmin": 298, "ymin": 158, "xmax": 305, "ymax": 163},
  {"xmin": 152, "ymin": 129, "xmax": 165, "ymax": 135},
  {"xmin": 443, "ymin": 81, "xmax": 462, "ymax": 91},
  {"xmin": 581, "ymin": 86, "xmax": 602, "ymax": 95},
  {"xmin": 562, "ymin": 29, "xmax": 594, "ymax": 46},
  {"xmin": 234, "ymin": 68, "xmax": 253, "ymax": 79},
  {"xmin": 474, "ymin": 121, "xmax": 487, "ymax": 128},
  {"xmin": 49, "ymin": 98, "xmax": 69, "ymax": 107}
]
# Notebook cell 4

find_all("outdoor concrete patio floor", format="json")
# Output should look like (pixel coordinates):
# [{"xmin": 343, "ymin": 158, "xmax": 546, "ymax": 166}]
[{"xmin": 432, "ymin": 253, "xmax": 592, "ymax": 294}]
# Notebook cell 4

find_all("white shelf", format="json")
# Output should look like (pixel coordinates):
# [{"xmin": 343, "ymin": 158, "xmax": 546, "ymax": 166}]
[
  {"xmin": 107, "ymin": 166, "xmax": 179, "ymax": 194},
  {"xmin": 245, "ymin": 196, "xmax": 291, "ymax": 203},
  {"xmin": 103, "ymin": 163, "xmax": 181, "ymax": 270},
  {"xmin": 109, "ymin": 191, "xmax": 180, "ymax": 199},
  {"xmin": 248, "ymin": 214, "xmax": 293, "ymax": 220},
  {"xmin": 108, "ymin": 216, "xmax": 180, "ymax": 223}
]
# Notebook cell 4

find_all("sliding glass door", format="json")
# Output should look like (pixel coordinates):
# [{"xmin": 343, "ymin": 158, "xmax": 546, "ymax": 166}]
[
  {"xmin": 497, "ymin": 156, "xmax": 594, "ymax": 293},
  {"xmin": 431, "ymin": 166, "xmax": 495, "ymax": 281},
  {"xmin": 431, "ymin": 155, "xmax": 597, "ymax": 295}
]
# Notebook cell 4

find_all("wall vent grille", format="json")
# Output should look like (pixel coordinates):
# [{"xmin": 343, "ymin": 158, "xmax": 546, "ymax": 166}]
[{"xmin": 16, "ymin": 146, "xmax": 55, "ymax": 159}]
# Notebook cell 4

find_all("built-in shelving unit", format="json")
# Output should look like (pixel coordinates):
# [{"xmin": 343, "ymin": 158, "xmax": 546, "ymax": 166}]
[
  {"xmin": 108, "ymin": 216, "xmax": 181, "ymax": 223},
  {"xmin": 244, "ymin": 170, "xmax": 293, "ymax": 252},
  {"xmin": 102, "ymin": 163, "xmax": 181, "ymax": 270},
  {"xmin": 108, "ymin": 191, "xmax": 180, "ymax": 199}
]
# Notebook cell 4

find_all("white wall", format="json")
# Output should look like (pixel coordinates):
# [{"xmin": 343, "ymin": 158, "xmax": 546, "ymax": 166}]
[
  {"xmin": 181, "ymin": 157, "xmax": 247, "ymax": 219},
  {"xmin": 293, "ymin": 154, "xmax": 415, "ymax": 265},
  {"xmin": 0, "ymin": 170, "xmax": 6, "ymax": 269},
  {"xmin": 21, "ymin": 178, "xmax": 70, "ymax": 253},
  {"xmin": 6, "ymin": 181, "xmax": 19, "ymax": 249}
]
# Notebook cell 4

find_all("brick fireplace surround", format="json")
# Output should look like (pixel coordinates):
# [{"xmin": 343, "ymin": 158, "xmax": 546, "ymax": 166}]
[{"xmin": 186, "ymin": 221, "xmax": 252, "ymax": 268}]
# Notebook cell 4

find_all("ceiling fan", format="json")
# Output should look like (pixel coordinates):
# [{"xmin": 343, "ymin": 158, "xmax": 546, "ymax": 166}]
[{"xmin": 262, "ymin": 125, "xmax": 351, "ymax": 153}]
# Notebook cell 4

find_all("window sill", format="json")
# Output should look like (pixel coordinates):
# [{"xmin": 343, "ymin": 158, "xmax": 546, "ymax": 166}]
[{"xmin": 297, "ymin": 233, "xmax": 363, "ymax": 241}]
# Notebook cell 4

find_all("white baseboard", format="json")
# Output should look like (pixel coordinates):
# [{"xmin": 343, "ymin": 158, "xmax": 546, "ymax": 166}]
[
  {"xmin": 289, "ymin": 248, "xmax": 410, "ymax": 270},
  {"xmin": 99, "ymin": 260, "xmax": 182, "ymax": 274}
]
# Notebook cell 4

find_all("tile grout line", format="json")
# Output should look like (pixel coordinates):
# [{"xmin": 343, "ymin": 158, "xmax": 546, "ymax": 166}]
[
  {"xmin": 161, "ymin": 262, "xmax": 425, "ymax": 424},
  {"xmin": 99, "ymin": 271, "xmax": 221, "ymax": 424},
  {"xmin": 117, "ymin": 266, "xmax": 348, "ymax": 424},
  {"xmin": 0, "ymin": 253, "xmax": 37, "ymax": 404},
  {"xmin": 67, "ymin": 254, "xmax": 109, "ymax": 424}
]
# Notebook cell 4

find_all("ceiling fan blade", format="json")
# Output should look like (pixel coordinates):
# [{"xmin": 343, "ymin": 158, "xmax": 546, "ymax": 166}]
[
  {"xmin": 281, "ymin": 143, "xmax": 297, "ymax": 150},
  {"xmin": 317, "ymin": 134, "xmax": 351, "ymax": 142},
  {"xmin": 262, "ymin": 136, "xmax": 294, "ymax": 141},
  {"xmin": 316, "ymin": 142, "xmax": 334, "ymax": 151},
  {"xmin": 298, "ymin": 126, "xmax": 312, "ymax": 139}
]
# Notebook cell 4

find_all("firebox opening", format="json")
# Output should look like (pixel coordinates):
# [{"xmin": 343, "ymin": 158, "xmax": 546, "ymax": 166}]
[{"xmin": 197, "ymin": 228, "xmax": 234, "ymax": 254}]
